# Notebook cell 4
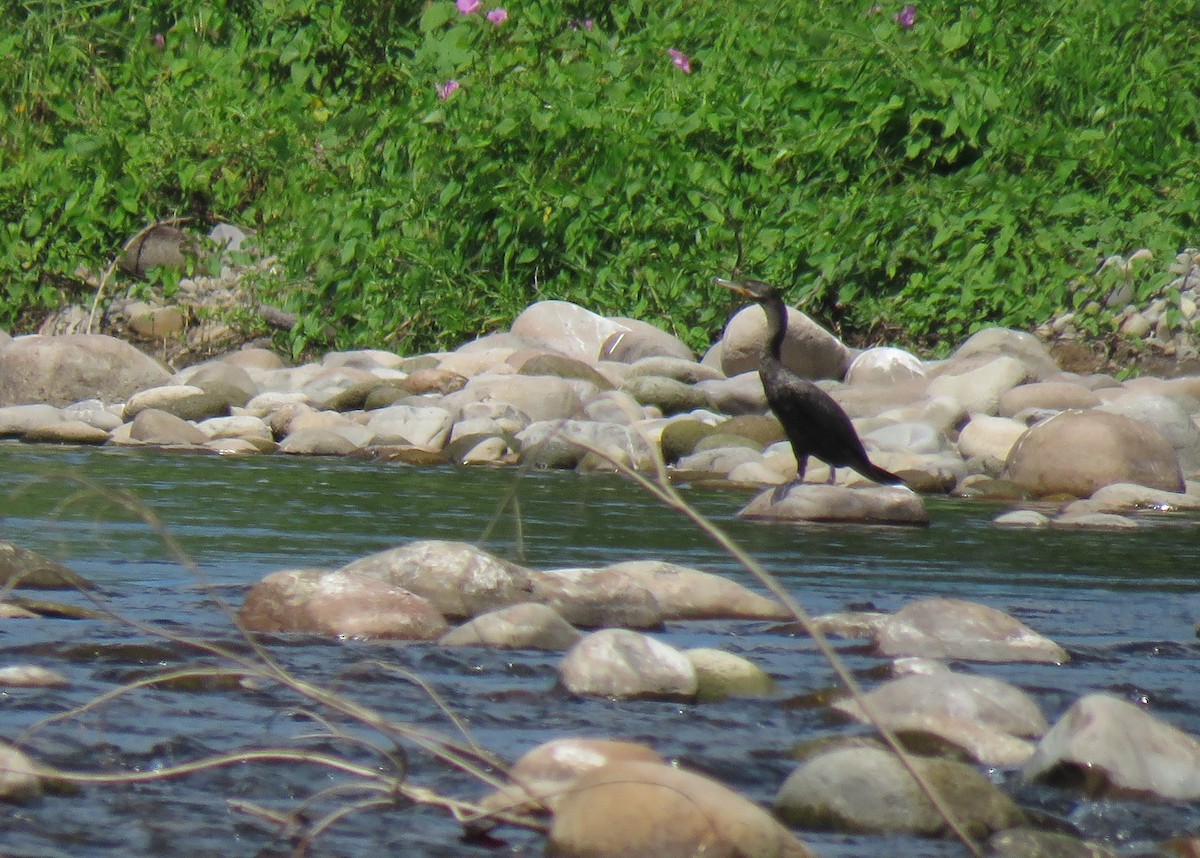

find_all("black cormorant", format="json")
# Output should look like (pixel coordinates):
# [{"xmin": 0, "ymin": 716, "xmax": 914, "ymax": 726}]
[{"xmin": 716, "ymin": 277, "xmax": 903, "ymax": 487}]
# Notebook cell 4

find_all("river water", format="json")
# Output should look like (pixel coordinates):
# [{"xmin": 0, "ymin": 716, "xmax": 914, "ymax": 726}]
[{"xmin": 0, "ymin": 444, "xmax": 1197, "ymax": 856}]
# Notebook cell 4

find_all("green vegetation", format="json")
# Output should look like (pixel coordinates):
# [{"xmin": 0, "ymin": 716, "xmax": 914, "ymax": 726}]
[{"xmin": 2, "ymin": 0, "xmax": 1197, "ymax": 356}]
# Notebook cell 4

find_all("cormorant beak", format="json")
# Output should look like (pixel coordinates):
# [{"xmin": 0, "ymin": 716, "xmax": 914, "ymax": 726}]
[{"xmin": 714, "ymin": 277, "xmax": 753, "ymax": 297}]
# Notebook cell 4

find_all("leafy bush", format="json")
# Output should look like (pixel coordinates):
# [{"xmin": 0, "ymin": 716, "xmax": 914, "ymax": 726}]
[{"xmin": 2, "ymin": 0, "xmax": 1197, "ymax": 356}]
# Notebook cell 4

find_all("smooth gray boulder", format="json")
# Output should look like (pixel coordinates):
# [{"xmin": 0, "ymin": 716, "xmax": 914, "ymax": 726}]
[{"xmin": 0, "ymin": 334, "xmax": 170, "ymax": 407}]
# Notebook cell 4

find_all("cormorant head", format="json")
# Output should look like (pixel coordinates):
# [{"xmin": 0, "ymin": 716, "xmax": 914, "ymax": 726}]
[{"xmin": 714, "ymin": 277, "xmax": 779, "ymax": 303}]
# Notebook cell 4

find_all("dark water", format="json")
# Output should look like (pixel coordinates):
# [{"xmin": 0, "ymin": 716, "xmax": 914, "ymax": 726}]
[{"xmin": 0, "ymin": 443, "xmax": 1197, "ymax": 857}]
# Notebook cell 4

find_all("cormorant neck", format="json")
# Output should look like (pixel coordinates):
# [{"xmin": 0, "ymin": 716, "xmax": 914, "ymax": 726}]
[{"xmin": 761, "ymin": 295, "xmax": 787, "ymax": 364}]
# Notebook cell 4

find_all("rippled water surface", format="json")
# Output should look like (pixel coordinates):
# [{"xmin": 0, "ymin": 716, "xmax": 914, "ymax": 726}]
[{"xmin": 0, "ymin": 444, "xmax": 1197, "ymax": 857}]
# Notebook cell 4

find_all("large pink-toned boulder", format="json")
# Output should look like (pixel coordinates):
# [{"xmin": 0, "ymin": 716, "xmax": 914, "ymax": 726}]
[
  {"xmin": 720, "ymin": 304, "xmax": 850, "ymax": 380},
  {"xmin": 0, "ymin": 334, "xmax": 170, "ymax": 406},
  {"xmin": 510, "ymin": 300, "xmax": 628, "ymax": 361},
  {"xmin": 1004, "ymin": 410, "xmax": 1184, "ymax": 497},
  {"xmin": 547, "ymin": 760, "xmax": 816, "ymax": 858},
  {"xmin": 238, "ymin": 568, "xmax": 448, "ymax": 639}
]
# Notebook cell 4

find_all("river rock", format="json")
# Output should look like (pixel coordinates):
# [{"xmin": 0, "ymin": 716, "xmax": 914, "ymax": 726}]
[
  {"xmin": 0, "ymin": 404, "xmax": 64, "ymax": 437},
  {"xmin": 993, "ymin": 509, "xmax": 1051, "ymax": 528},
  {"xmin": 928, "ymin": 356, "xmax": 1030, "ymax": 415},
  {"xmin": 0, "ymin": 741, "xmax": 44, "ymax": 801},
  {"xmin": 0, "ymin": 542, "xmax": 91, "ymax": 590},
  {"xmin": 220, "ymin": 346, "xmax": 286, "ymax": 374},
  {"xmin": 721, "ymin": 304, "xmax": 850, "ymax": 381},
  {"xmin": 197, "ymin": 415, "xmax": 274, "ymax": 445},
  {"xmin": 548, "ymin": 760, "xmax": 815, "ymax": 858},
  {"xmin": 125, "ymin": 408, "xmax": 210, "ymax": 446},
  {"xmin": 875, "ymin": 597, "xmax": 1069, "ymax": 663},
  {"xmin": 695, "ymin": 371, "xmax": 769, "ymax": 415},
  {"xmin": 811, "ymin": 611, "xmax": 890, "ymax": 639},
  {"xmin": 581, "ymin": 389, "xmax": 648, "ymax": 425},
  {"xmin": 740, "ymin": 484, "xmax": 930, "ymax": 526},
  {"xmin": 1098, "ymin": 394, "xmax": 1200, "ymax": 475},
  {"xmin": 177, "ymin": 360, "xmax": 258, "ymax": 408},
  {"xmin": 532, "ymin": 567, "xmax": 664, "ymax": 630},
  {"xmin": 439, "ymin": 602, "xmax": 582, "ymax": 649},
  {"xmin": 238, "ymin": 568, "xmax": 447, "ymax": 639},
  {"xmin": 447, "ymin": 374, "xmax": 586, "ymax": 423},
  {"xmin": 23, "ymin": 419, "xmax": 110, "ymax": 445},
  {"xmin": 602, "ymin": 560, "xmax": 787, "ymax": 620},
  {"xmin": 341, "ymin": 540, "xmax": 536, "ymax": 619},
  {"xmin": 517, "ymin": 419, "xmax": 652, "ymax": 471},
  {"xmin": 987, "ymin": 829, "xmax": 1118, "ymax": 858},
  {"xmin": 624, "ymin": 356, "xmax": 721, "ymax": 385},
  {"xmin": 998, "ymin": 380, "xmax": 1102, "ymax": 417},
  {"xmin": 956, "ymin": 414, "xmax": 1028, "ymax": 464},
  {"xmin": 833, "ymin": 672, "xmax": 1046, "ymax": 765},
  {"xmin": 123, "ymin": 384, "xmax": 230, "ymax": 422},
  {"xmin": 0, "ymin": 665, "xmax": 70, "ymax": 687},
  {"xmin": 953, "ymin": 327, "xmax": 1060, "ymax": 380},
  {"xmin": 475, "ymin": 739, "xmax": 663, "ymax": 831},
  {"xmin": 1005, "ymin": 410, "xmax": 1184, "ymax": 497},
  {"xmin": 676, "ymin": 444, "xmax": 763, "ymax": 477},
  {"xmin": 601, "ymin": 317, "xmax": 694, "ymax": 363},
  {"xmin": 685, "ymin": 648, "xmax": 777, "ymax": 701},
  {"xmin": 507, "ymin": 300, "xmax": 623, "ymax": 360},
  {"xmin": 845, "ymin": 347, "xmax": 927, "ymax": 386},
  {"xmin": 364, "ymin": 403, "xmax": 454, "ymax": 449},
  {"xmin": 1066, "ymin": 482, "xmax": 1200, "ymax": 514},
  {"xmin": 621, "ymin": 375, "xmax": 709, "ymax": 416},
  {"xmin": 0, "ymin": 334, "xmax": 171, "ymax": 407},
  {"xmin": 54, "ymin": 398, "xmax": 121, "ymax": 430},
  {"xmin": 276, "ymin": 427, "xmax": 364, "ymax": 456},
  {"xmin": 1023, "ymin": 693, "xmax": 1200, "ymax": 799},
  {"xmin": 558, "ymin": 629, "xmax": 697, "ymax": 700},
  {"xmin": 774, "ymin": 746, "xmax": 1023, "ymax": 837},
  {"xmin": 400, "ymin": 367, "xmax": 467, "ymax": 395}
]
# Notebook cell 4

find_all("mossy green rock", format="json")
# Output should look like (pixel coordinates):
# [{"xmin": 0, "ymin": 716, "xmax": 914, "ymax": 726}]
[{"xmin": 659, "ymin": 419, "xmax": 717, "ymax": 463}]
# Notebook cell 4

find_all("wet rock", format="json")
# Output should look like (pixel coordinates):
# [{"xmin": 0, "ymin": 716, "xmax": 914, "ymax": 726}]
[
  {"xmin": 0, "ymin": 334, "xmax": 171, "ymax": 407},
  {"xmin": 998, "ymin": 381, "xmax": 1102, "ymax": 417},
  {"xmin": 277, "ymin": 427, "xmax": 364, "ymax": 456},
  {"xmin": 658, "ymin": 418, "xmax": 718, "ymax": 463},
  {"xmin": 721, "ymin": 304, "xmax": 850, "ymax": 381},
  {"xmin": 685, "ymin": 648, "xmax": 777, "ymax": 701},
  {"xmin": 987, "ymin": 828, "xmax": 1118, "ymax": 858},
  {"xmin": 23, "ymin": 419, "xmax": 110, "ymax": 445},
  {"xmin": 1023, "ymin": 693, "xmax": 1200, "ymax": 799},
  {"xmin": 833, "ymin": 672, "xmax": 1046, "ymax": 765},
  {"xmin": 532, "ymin": 567, "xmax": 664, "ymax": 630},
  {"xmin": 1071, "ymin": 482, "xmax": 1200, "ymax": 513},
  {"xmin": 0, "ymin": 665, "xmax": 70, "ymax": 687},
  {"xmin": 0, "ymin": 404, "xmax": 64, "ymax": 436},
  {"xmin": 625, "ymin": 356, "xmax": 721, "ymax": 384},
  {"xmin": 237, "ymin": 568, "xmax": 447, "ymax": 639},
  {"xmin": 774, "ymin": 746, "xmax": 1023, "ymax": 837},
  {"xmin": 438, "ymin": 603, "xmax": 581, "ymax": 650},
  {"xmin": 1050, "ymin": 511, "xmax": 1139, "ymax": 530},
  {"xmin": 548, "ymin": 760, "xmax": 816, "ymax": 858},
  {"xmin": 476, "ymin": 738, "xmax": 664, "ymax": 827},
  {"xmin": 0, "ymin": 543, "xmax": 91, "ymax": 591},
  {"xmin": 740, "ymin": 484, "xmax": 930, "ymax": 526},
  {"xmin": 558, "ymin": 629, "xmax": 697, "ymax": 700},
  {"xmin": 123, "ymin": 384, "xmax": 230, "ymax": 422},
  {"xmin": 876, "ymin": 597, "xmax": 1068, "ymax": 664},
  {"xmin": 811, "ymin": 611, "xmax": 890, "ymax": 639},
  {"xmin": 197, "ymin": 415, "xmax": 274, "ymax": 446},
  {"xmin": 929, "ymin": 356, "xmax": 1030, "ymax": 415},
  {"xmin": 123, "ymin": 409, "xmax": 210, "ymax": 446},
  {"xmin": 0, "ymin": 741, "xmax": 44, "ymax": 801},
  {"xmin": 1005, "ymin": 410, "xmax": 1184, "ymax": 497},
  {"xmin": 517, "ymin": 420, "xmax": 652, "ymax": 471},
  {"xmin": 993, "ymin": 510, "xmax": 1051, "ymax": 528},
  {"xmin": 341, "ymin": 540, "xmax": 536, "ymax": 620},
  {"xmin": 1098, "ymin": 393, "xmax": 1200, "ymax": 476},
  {"xmin": 602, "ymin": 560, "xmax": 787, "ymax": 620},
  {"xmin": 676, "ymin": 444, "xmax": 763, "ymax": 477}
]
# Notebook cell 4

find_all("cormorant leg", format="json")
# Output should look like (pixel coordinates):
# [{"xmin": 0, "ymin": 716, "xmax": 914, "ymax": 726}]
[
  {"xmin": 826, "ymin": 467, "xmax": 837, "ymax": 485},
  {"xmin": 769, "ymin": 479, "xmax": 796, "ymax": 505}
]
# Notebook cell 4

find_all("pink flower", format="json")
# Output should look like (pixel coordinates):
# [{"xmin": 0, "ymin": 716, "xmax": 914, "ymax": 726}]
[
  {"xmin": 456, "ymin": 0, "xmax": 481, "ymax": 14},
  {"xmin": 437, "ymin": 79, "xmax": 460, "ymax": 100},
  {"xmin": 894, "ymin": 4, "xmax": 917, "ymax": 27},
  {"xmin": 487, "ymin": 7, "xmax": 507, "ymax": 24},
  {"xmin": 867, "ymin": 4, "xmax": 883, "ymax": 14},
  {"xmin": 668, "ymin": 48, "xmax": 692, "ymax": 74}
]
